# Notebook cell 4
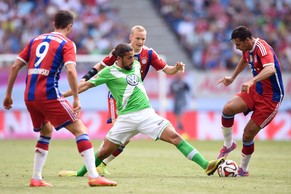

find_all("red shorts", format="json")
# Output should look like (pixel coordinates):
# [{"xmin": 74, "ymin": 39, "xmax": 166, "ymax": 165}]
[
  {"xmin": 237, "ymin": 88, "xmax": 281, "ymax": 128},
  {"xmin": 25, "ymin": 97, "xmax": 79, "ymax": 131},
  {"xmin": 106, "ymin": 92, "xmax": 117, "ymax": 124}
]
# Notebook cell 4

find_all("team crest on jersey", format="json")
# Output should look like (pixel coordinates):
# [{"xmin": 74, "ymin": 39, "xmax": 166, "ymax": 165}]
[
  {"xmin": 141, "ymin": 57, "xmax": 147, "ymax": 65},
  {"xmin": 126, "ymin": 74, "xmax": 139, "ymax": 86}
]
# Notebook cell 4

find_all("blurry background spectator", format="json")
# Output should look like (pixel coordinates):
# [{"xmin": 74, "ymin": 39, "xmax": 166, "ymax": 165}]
[
  {"xmin": 1, "ymin": 0, "xmax": 290, "ymax": 72},
  {"xmin": 0, "ymin": 0, "xmax": 128, "ymax": 70},
  {"xmin": 152, "ymin": 0, "xmax": 291, "ymax": 71}
]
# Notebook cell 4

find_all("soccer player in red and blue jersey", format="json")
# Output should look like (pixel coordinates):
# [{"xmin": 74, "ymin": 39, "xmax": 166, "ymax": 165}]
[
  {"xmin": 59, "ymin": 25, "xmax": 185, "ymax": 177},
  {"xmin": 216, "ymin": 26, "xmax": 284, "ymax": 176},
  {"xmin": 3, "ymin": 10, "xmax": 116, "ymax": 187}
]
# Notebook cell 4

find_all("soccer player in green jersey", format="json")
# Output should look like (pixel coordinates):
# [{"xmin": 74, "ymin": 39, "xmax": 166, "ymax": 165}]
[
  {"xmin": 59, "ymin": 25, "xmax": 187, "ymax": 177},
  {"xmin": 60, "ymin": 43, "xmax": 224, "ymax": 178}
]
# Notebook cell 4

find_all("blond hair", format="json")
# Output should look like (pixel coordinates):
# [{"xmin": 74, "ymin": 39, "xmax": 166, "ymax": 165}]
[{"xmin": 131, "ymin": 25, "xmax": 146, "ymax": 34}]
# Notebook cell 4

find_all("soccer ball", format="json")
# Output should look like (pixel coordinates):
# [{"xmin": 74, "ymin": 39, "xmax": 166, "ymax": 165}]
[{"xmin": 217, "ymin": 160, "xmax": 238, "ymax": 177}]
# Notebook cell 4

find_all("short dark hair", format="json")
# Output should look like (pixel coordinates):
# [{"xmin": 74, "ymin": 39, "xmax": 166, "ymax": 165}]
[
  {"xmin": 54, "ymin": 10, "xmax": 74, "ymax": 29},
  {"xmin": 231, "ymin": 26, "xmax": 252, "ymax": 41},
  {"xmin": 112, "ymin": 43, "xmax": 133, "ymax": 57}
]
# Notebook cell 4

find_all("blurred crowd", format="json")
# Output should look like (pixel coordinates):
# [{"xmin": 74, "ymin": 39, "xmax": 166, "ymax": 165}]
[
  {"xmin": 1, "ymin": 0, "xmax": 290, "ymax": 72},
  {"xmin": 152, "ymin": 0, "xmax": 291, "ymax": 72},
  {"xmin": 0, "ymin": 0, "xmax": 128, "ymax": 62}
]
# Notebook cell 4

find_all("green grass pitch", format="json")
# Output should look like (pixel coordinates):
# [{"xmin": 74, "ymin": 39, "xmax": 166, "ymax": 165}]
[{"xmin": 0, "ymin": 139, "xmax": 290, "ymax": 194}]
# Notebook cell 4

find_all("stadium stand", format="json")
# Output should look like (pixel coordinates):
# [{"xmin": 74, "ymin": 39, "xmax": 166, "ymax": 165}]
[
  {"xmin": 0, "ymin": 0, "xmax": 128, "ymax": 68},
  {"xmin": 0, "ymin": 0, "xmax": 290, "ymax": 71},
  {"xmin": 151, "ymin": 0, "xmax": 291, "ymax": 71}
]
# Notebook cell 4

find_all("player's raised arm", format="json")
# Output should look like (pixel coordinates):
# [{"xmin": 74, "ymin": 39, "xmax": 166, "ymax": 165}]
[
  {"xmin": 66, "ymin": 63, "xmax": 79, "ymax": 99},
  {"xmin": 163, "ymin": 61, "xmax": 185, "ymax": 75},
  {"xmin": 63, "ymin": 81, "xmax": 94, "ymax": 98},
  {"xmin": 80, "ymin": 62, "xmax": 105, "ymax": 82},
  {"xmin": 217, "ymin": 57, "xmax": 248, "ymax": 86}
]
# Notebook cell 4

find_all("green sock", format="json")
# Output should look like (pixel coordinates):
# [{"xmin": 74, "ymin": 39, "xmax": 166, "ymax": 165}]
[
  {"xmin": 95, "ymin": 156, "xmax": 102, "ymax": 167},
  {"xmin": 176, "ymin": 140, "xmax": 209, "ymax": 169},
  {"xmin": 76, "ymin": 165, "xmax": 87, "ymax": 177},
  {"xmin": 76, "ymin": 150, "xmax": 103, "ymax": 177}
]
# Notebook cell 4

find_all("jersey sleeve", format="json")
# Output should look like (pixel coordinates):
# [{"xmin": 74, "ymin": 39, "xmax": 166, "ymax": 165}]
[
  {"xmin": 63, "ymin": 41, "xmax": 76, "ymax": 66},
  {"xmin": 149, "ymin": 49, "xmax": 167, "ymax": 71},
  {"xmin": 256, "ymin": 42, "xmax": 274, "ymax": 67},
  {"xmin": 88, "ymin": 67, "xmax": 110, "ymax": 86},
  {"xmin": 101, "ymin": 49, "xmax": 117, "ymax": 67}
]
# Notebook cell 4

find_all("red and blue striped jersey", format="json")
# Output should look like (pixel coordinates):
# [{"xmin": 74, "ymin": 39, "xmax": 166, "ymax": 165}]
[
  {"xmin": 243, "ymin": 38, "xmax": 284, "ymax": 102},
  {"xmin": 18, "ymin": 32, "xmax": 76, "ymax": 101},
  {"xmin": 101, "ymin": 45, "xmax": 167, "ymax": 81}
]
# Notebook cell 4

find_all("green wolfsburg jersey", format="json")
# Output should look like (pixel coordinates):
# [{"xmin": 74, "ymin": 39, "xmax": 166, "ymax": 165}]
[{"xmin": 88, "ymin": 60, "xmax": 151, "ymax": 115}]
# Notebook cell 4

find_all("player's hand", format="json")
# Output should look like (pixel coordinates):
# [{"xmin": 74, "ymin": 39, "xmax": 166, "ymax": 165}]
[
  {"xmin": 217, "ymin": 76, "xmax": 234, "ymax": 86},
  {"xmin": 72, "ymin": 99, "xmax": 81, "ymax": 115},
  {"xmin": 241, "ymin": 79, "xmax": 254, "ymax": 93},
  {"xmin": 176, "ymin": 62, "xmax": 185, "ymax": 72},
  {"xmin": 3, "ymin": 96, "xmax": 13, "ymax": 110}
]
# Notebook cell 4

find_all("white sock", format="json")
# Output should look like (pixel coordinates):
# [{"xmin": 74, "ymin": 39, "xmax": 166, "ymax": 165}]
[
  {"xmin": 81, "ymin": 148, "xmax": 99, "ymax": 178},
  {"xmin": 222, "ymin": 127, "xmax": 233, "ymax": 148},
  {"xmin": 240, "ymin": 153, "xmax": 251, "ymax": 172},
  {"xmin": 102, "ymin": 154, "xmax": 115, "ymax": 165},
  {"xmin": 32, "ymin": 148, "xmax": 48, "ymax": 180}
]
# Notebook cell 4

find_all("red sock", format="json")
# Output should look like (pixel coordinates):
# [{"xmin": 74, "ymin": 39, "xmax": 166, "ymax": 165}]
[
  {"xmin": 242, "ymin": 141, "xmax": 254, "ymax": 155},
  {"xmin": 112, "ymin": 146, "xmax": 125, "ymax": 157}
]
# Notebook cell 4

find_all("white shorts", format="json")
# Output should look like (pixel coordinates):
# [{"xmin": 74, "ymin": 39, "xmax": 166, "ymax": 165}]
[{"xmin": 106, "ymin": 108, "xmax": 171, "ymax": 145}]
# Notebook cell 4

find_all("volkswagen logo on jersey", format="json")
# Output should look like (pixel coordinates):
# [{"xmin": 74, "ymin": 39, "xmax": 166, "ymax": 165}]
[{"xmin": 126, "ymin": 74, "xmax": 139, "ymax": 86}]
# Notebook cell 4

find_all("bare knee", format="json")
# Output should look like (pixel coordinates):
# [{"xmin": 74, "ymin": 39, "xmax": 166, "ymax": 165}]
[
  {"xmin": 65, "ymin": 120, "xmax": 88, "ymax": 137},
  {"xmin": 223, "ymin": 101, "xmax": 235, "ymax": 115},
  {"xmin": 40, "ymin": 122, "xmax": 53, "ymax": 137},
  {"xmin": 168, "ymin": 133, "xmax": 182, "ymax": 145},
  {"xmin": 223, "ymin": 96, "xmax": 248, "ymax": 115},
  {"xmin": 160, "ymin": 126, "xmax": 183, "ymax": 145}
]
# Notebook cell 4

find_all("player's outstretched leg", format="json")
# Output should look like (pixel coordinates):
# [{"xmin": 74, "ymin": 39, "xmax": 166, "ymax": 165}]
[
  {"xmin": 205, "ymin": 157, "xmax": 225, "ymax": 176},
  {"xmin": 176, "ymin": 139, "xmax": 225, "ymax": 175}
]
